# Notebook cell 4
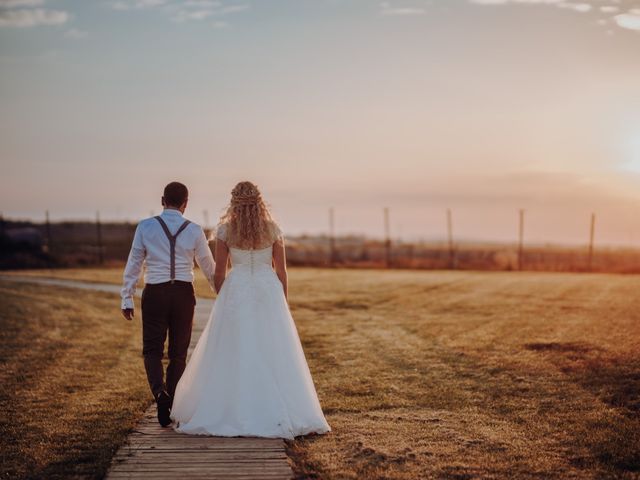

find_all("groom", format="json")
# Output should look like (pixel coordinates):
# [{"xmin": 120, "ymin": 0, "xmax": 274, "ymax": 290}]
[{"xmin": 121, "ymin": 182, "xmax": 215, "ymax": 427}]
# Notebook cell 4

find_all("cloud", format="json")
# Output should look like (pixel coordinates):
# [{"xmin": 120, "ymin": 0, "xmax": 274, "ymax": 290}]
[
  {"xmin": 469, "ymin": 0, "xmax": 589, "ymax": 8},
  {"xmin": 613, "ymin": 12, "xmax": 640, "ymax": 31},
  {"xmin": 111, "ymin": 0, "xmax": 249, "ymax": 24},
  {"xmin": 557, "ymin": 2, "xmax": 592, "ymax": 12},
  {"xmin": 168, "ymin": 1, "xmax": 250, "ymax": 23},
  {"xmin": 219, "ymin": 4, "xmax": 249, "ymax": 14},
  {"xmin": 467, "ymin": 0, "xmax": 640, "ymax": 32},
  {"xmin": 183, "ymin": 0, "xmax": 221, "ymax": 6},
  {"xmin": 171, "ymin": 7, "xmax": 214, "ymax": 21},
  {"xmin": 469, "ymin": 0, "xmax": 564, "ymax": 5},
  {"xmin": 0, "ymin": 0, "xmax": 44, "ymax": 7},
  {"xmin": 380, "ymin": 2, "xmax": 426, "ymax": 16},
  {"xmin": 125, "ymin": 0, "xmax": 168, "ymax": 7},
  {"xmin": 468, "ymin": 0, "xmax": 510, "ymax": 4},
  {"xmin": 0, "ymin": 8, "xmax": 68, "ymax": 27},
  {"xmin": 108, "ymin": 0, "xmax": 169, "ymax": 10},
  {"xmin": 64, "ymin": 27, "xmax": 88, "ymax": 38}
]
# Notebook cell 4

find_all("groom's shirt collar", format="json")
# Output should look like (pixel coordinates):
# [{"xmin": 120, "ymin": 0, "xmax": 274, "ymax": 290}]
[{"xmin": 161, "ymin": 208, "xmax": 184, "ymax": 217}]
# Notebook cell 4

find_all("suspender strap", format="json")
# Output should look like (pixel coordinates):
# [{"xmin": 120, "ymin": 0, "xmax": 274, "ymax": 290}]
[{"xmin": 154, "ymin": 216, "xmax": 192, "ymax": 283}]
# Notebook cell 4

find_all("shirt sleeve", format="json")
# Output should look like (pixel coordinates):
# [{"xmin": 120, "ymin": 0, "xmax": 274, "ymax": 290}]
[
  {"xmin": 121, "ymin": 223, "xmax": 146, "ymax": 310},
  {"xmin": 195, "ymin": 226, "xmax": 216, "ymax": 291},
  {"xmin": 215, "ymin": 223, "xmax": 227, "ymax": 242}
]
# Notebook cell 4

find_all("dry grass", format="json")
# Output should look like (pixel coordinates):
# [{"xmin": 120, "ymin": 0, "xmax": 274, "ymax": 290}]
[
  {"xmin": 4, "ymin": 268, "xmax": 640, "ymax": 479},
  {"xmin": 284, "ymin": 269, "xmax": 640, "ymax": 479},
  {"xmin": 0, "ymin": 281, "xmax": 149, "ymax": 480}
]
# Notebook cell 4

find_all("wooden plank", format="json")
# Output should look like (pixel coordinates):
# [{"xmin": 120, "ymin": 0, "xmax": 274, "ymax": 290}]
[
  {"xmin": 108, "ymin": 474, "xmax": 292, "ymax": 478},
  {"xmin": 111, "ymin": 461, "xmax": 289, "ymax": 466},
  {"xmin": 113, "ymin": 453, "xmax": 287, "ymax": 459},
  {"xmin": 112, "ymin": 463, "xmax": 288, "ymax": 473},
  {"xmin": 107, "ymin": 475, "xmax": 292, "ymax": 479}
]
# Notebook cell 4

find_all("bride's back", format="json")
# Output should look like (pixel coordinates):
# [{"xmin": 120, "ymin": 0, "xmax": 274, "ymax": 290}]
[{"xmin": 216, "ymin": 221, "xmax": 282, "ymax": 267}]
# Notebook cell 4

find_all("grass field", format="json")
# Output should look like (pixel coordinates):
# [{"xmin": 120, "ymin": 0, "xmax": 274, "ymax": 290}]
[
  {"xmin": 0, "ymin": 280, "xmax": 149, "ymax": 479},
  {"xmin": 3, "ymin": 267, "xmax": 640, "ymax": 479}
]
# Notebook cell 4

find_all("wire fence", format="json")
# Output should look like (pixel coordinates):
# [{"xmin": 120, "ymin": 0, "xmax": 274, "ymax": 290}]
[{"xmin": 2, "ymin": 208, "xmax": 639, "ymax": 273}]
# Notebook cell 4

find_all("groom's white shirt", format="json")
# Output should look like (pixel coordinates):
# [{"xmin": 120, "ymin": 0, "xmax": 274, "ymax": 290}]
[{"xmin": 120, "ymin": 208, "xmax": 215, "ymax": 310}]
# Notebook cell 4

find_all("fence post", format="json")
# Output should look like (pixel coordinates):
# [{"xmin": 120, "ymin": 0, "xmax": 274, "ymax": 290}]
[
  {"xmin": 518, "ymin": 209, "xmax": 525, "ymax": 271},
  {"xmin": 45, "ymin": 210, "xmax": 52, "ymax": 254},
  {"xmin": 328, "ymin": 207, "xmax": 336, "ymax": 267},
  {"xmin": 96, "ymin": 211, "xmax": 104, "ymax": 264},
  {"xmin": 588, "ymin": 212, "xmax": 596, "ymax": 271},
  {"xmin": 447, "ymin": 208, "xmax": 455, "ymax": 269},
  {"xmin": 384, "ymin": 207, "xmax": 391, "ymax": 268}
]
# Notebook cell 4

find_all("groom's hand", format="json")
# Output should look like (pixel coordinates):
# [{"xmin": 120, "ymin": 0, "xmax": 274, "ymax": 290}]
[{"xmin": 121, "ymin": 308, "xmax": 134, "ymax": 321}]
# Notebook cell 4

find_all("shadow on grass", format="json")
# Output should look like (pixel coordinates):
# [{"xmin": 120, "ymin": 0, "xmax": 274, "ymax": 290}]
[
  {"xmin": 525, "ymin": 341, "xmax": 640, "ymax": 473},
  {"xmin": 285, "ymin": 435, "xmax": 327, "ymax": 480}
]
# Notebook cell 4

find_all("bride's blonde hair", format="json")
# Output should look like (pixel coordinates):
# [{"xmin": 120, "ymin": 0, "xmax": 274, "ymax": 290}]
[{"xmin": 219, "ymin": 181, "xmax": 277, "ymax": 249}]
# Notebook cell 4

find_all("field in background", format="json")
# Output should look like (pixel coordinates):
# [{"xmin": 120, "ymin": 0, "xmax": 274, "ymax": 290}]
[
  {"xmin": 0, "ymin": 281, "xmax": 149, "ymax": 480},
  {"xmin": 3, "ymin": 267, "xmax": 639, "ymax": 478},
  {"xmin": 3, "ymin": 218, "xmax": 640, "ymax": 273}
]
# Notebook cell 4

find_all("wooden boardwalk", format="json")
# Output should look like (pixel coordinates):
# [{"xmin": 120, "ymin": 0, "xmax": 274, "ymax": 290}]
[
  {"xmin": 0, "ymin": 276, "xmax": 294, "ymax": 480},
  {"xmin": 106, "ymin": 419, "xmax": 291, "ymax": 479}
]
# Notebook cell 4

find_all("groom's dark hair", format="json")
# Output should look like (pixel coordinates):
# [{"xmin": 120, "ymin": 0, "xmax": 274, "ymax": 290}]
[{"xmin": 163, "ymin": 182, "xmax": 189, "ymax": 207}]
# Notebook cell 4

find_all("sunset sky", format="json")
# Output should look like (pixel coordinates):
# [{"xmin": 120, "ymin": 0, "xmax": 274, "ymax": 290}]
[{"xmin": 1, "ymin": 0, "xmax": 640, "ymax": 245}]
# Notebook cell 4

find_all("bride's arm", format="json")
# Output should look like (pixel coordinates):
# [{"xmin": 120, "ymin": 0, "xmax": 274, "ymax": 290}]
[
  {"xmin": 213, "ymin": 238, "xmax": 229, "ymax": 293},
  {"xmin": 272, "ymin": 237, "xmax": 288, "ymax": 300}
]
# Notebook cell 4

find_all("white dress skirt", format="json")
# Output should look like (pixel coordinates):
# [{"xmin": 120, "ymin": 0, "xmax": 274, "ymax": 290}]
[{"xmin": 170, "ymin": 240, "xmax": 331, "ymax": 439}]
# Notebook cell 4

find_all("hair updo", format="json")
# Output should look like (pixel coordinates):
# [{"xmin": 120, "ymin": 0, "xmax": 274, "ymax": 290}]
[{"xmin": 218, "ymin": 181, "xmax": 279, "ymax": 249}]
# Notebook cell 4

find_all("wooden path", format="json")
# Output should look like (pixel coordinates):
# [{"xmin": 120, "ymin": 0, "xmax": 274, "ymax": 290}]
[{"xmin": 0, "ymin": 276, "xmax": 294, "ymax": 480}]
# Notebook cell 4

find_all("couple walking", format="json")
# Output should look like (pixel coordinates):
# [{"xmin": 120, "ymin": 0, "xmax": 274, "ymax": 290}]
[{"xmin": 120, "ymin": 181, "xmax": 330, "ymax": 439}]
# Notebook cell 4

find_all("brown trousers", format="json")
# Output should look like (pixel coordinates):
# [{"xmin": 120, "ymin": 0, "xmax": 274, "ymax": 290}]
[{"xmin": 141, "ymin": 281, "xmax": 196, "ymax": 398}]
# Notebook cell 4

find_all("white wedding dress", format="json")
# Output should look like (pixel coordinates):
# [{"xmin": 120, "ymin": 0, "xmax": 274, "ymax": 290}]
[{"xmin": 170, "ymin": 223, "xmax": 331, "ymax": 439}]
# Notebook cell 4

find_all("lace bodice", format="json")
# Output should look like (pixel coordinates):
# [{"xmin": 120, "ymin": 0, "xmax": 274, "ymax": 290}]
[{"xmin": 228, "ymin": 245, "xmax": 274, "ymax": 267}]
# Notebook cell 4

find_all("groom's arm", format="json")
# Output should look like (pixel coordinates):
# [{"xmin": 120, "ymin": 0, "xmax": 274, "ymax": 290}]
[
  {"xmin": 121, "ymin": 223, "xmax": 146, "ymax": 319},
  {"xmin": 194, "ymin": 227, "xmax": 216, "ymax": 291}
]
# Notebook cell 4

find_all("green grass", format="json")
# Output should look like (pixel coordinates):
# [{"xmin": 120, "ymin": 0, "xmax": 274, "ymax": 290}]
[
  {"xmin": 3, "ymin": 268, "xmax": 640, "ymax": 479},
  {"xmin": 0, "ymin": 281, "xmax": 149, "ymax": 480}
]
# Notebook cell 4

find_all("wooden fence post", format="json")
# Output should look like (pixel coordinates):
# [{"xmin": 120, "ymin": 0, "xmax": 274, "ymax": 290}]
[
  {"xmin": 45, "ymin": 210, "xmax": 52, "ymax": 254},
  {"xmin": 588, "ymin": 213, "xmax": 596, "ymax": 271},
  {"xmin": 447, "ymin": 208, "xmax": 455, "ymax": 269},
  {"xmin": 384, "ymin": 207, "xmax": 391, "ymax": 268},
  {"xmin": 329, "ymin": 207, "xmax": 336, "ymax": 267},
  {"xmin": 96, "ymin": 211, "xmax": 104, "ymax": 264},
  {"xmin": 518, "ymin": 209, "xmax": 525, "ymax": 271}
]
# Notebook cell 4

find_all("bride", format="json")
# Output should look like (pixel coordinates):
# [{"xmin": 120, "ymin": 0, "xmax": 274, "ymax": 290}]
[{"xmin": 170, "ymin": 181, "xmax": 331, "ymax": 439}]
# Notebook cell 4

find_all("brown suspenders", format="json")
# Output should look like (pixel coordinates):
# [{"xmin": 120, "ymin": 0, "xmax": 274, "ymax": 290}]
[{"xmin": 154, "ymin": 216, "xmax": 192, "ymax": 283}]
